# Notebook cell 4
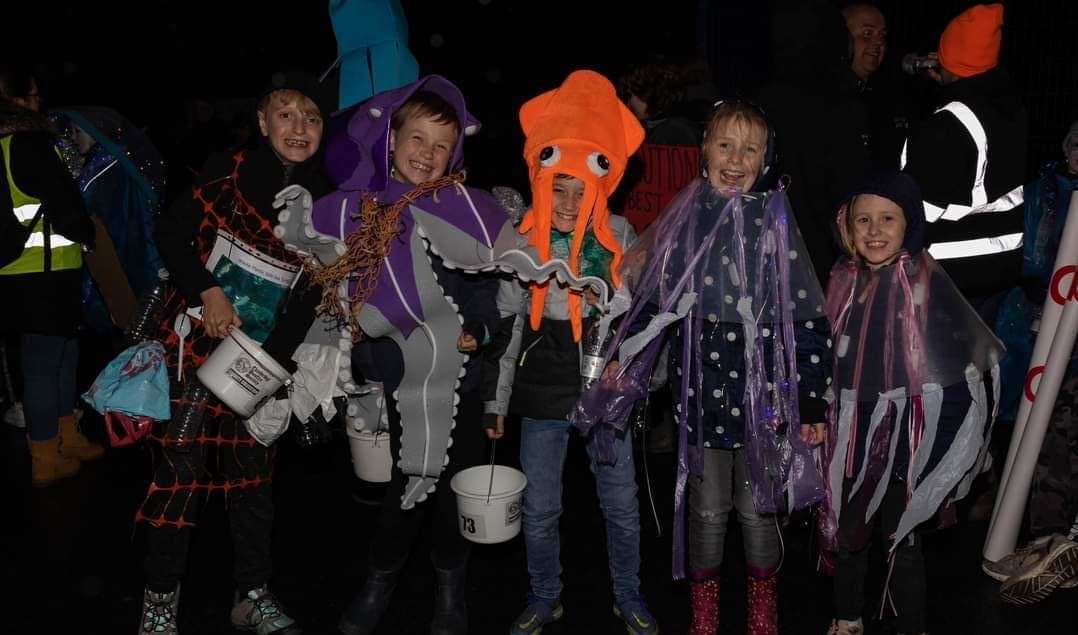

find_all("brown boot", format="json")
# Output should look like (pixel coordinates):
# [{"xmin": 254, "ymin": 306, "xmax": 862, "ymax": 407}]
[
  {"xmin": 29, "ymin": 436, "xmax": 80, "ymax": 487},
  {"xmin": 59, "ymin": 414, "xmax": 105, "ymax": 461}
]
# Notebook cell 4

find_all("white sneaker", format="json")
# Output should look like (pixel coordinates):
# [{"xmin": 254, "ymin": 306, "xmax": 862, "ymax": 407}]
[{"xmin": 139, "ymin": 584, "xmax": 180, "ymax": 634}]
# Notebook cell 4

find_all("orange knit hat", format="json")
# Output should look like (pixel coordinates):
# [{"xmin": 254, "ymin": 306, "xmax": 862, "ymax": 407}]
[{"xmin": 938, "ymin": 3, "xmax": 1004, "ymax": 78}]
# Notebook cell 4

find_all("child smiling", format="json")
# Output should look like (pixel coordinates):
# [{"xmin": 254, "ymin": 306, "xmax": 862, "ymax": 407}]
[{"xmin": 823, "ymin": 171, "xmax": 1003, "ymax": 635}]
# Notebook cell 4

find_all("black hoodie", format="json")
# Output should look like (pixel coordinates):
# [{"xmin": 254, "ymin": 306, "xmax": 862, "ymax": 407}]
[{"xmin": 153, "ymin": 142, "xmax": 330, "ymax": 307}]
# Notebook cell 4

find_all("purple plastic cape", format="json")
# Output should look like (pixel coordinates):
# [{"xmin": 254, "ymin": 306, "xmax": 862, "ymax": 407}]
[{"xmin": 570, "ymin": 179, "xmax": 827, "ymax": 578}]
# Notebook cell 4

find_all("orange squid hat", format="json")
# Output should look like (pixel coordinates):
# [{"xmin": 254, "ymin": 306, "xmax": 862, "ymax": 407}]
[{"xmin": 518, "ymin": 70, "xmax": 645, "ymax": 341}]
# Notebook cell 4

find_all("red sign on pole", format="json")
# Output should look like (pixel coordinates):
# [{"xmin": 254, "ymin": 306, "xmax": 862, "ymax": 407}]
[
  {"xmin": 1049, "ymin": 264, "xmax": 1077, "ymax": 306},
  {"xmin": 1024, "ymin": 365, "xmax": 1046, "ymax": 402}
]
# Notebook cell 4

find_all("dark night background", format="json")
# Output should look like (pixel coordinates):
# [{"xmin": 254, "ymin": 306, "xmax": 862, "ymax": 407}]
[
  {"xmin": 4, "ymin": 0, "xmax": 1076, "ymax": 199},
  {"xmin": 3, "ymin": 1, "xmax": 1078, "ymax": 633}
]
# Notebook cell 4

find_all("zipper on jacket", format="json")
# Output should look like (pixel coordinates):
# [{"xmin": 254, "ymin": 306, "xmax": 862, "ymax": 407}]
[{"xmin": 518, "ymin": 334, "xmax": 544, "ymax": 368}]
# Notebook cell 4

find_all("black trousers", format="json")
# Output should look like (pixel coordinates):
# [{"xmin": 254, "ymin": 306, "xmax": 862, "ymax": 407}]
[
  {"xmin": 143, "ymin": 437, "xmax": 275, "ymax": 595},
  {"xmin": 368, "ymin": 389, "xmax": 484, "ymax": 571},
  {"xmin": 834, "ymin": 480, "xmax": 927, "ymax": 634}
]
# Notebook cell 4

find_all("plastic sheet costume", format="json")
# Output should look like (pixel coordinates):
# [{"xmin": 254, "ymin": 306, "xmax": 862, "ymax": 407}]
[
  {"xmin": 819, "ymin": 174, "xmax": 1004, "ymax": 559},
  {"xmin": 572, "ymin": 179, "xmax": 829, "ymax": 578},
  {"xmin": 51, "ymin": 107, "xmax": 165, "ymax": 333}
]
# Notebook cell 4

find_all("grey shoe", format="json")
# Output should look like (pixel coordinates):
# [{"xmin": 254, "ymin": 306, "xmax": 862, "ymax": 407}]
[
  {"xmin": 982, "ymin": 535, "xmax": 1055, "ymax": 582},
  {"xmin": 826, "ymin": 618, "xmax": 863, "ymax": 635},
  {"xmin": 1000, "ymin": 535, "xmax": 1078, "ymax": 605},
  {"xmin": 230, "ymin": 586, "xmax": 301, "ymax": 634},
  {"xmin": 139, "ymin": 584, "xmax": 179, "ymax": 634},
  {"xmin": 984, "ymin": 534, "xmax": 1078, "ymax": 589}
]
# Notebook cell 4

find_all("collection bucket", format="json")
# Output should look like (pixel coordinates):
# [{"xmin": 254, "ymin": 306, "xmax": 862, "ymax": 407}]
[
  {"xmin": 450, "ymin": 465, "xmax": 527, "ymax": 544},
  {"xmin": 196, "ymin": 328, "xmax": 290, "ymax": 418},
  {"xmin": 346, "ymin": 429, "xmax": 392, "ymax": 483}
]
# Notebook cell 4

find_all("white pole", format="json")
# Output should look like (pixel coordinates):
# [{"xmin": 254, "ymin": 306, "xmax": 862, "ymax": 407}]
[{"xmin": 984, "ymin": 191, "xmax": 1078, "ymax": 561}]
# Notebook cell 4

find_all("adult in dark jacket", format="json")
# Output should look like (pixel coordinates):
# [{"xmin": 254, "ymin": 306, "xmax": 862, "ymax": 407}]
[
  {"xmin": 0, "ymin": 96, "xmax": 100, "ymax": 488},
  {"xmin": 900, "ymin": 3, "xmax": 1027, "ymax": 318},
  {"xmin": 136, "ymin": 73, "xmax": 331, "ymax": 635},
  {"xmin": 841, "ymin": 2, "xmax": 912, "ymax": 171},
  {"xmin": 756, "ymin": 0, "xmax": 871, "ymax": 287}
]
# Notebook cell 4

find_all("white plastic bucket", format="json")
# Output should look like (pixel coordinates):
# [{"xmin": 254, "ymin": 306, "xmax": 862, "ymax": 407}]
[
  {"xmin": 196, "ymin": 328, "xmax": 290, "ymax": 418},
  {"xmin": 346, "ymin": 429, "xmax": 392, "ymax": 482},
  {"xmin": 450, "ymin": 465, "xmax": 527, "ymax": 544}
]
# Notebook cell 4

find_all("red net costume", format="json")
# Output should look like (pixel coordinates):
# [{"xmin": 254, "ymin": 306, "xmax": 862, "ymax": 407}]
[{"xmin": 135, "ymin": 151, "xmax": 303, "ymax": 529}]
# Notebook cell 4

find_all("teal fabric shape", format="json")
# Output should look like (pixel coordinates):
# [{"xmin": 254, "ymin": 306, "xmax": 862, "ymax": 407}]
[{"xmin": 331, "ymin": 0, "xmax": 420, "ymax": 109}]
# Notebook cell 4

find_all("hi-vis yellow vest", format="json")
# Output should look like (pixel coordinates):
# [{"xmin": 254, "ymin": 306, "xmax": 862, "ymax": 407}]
[{"xmin": 0, "ymin": 135, "xmax": 83, "ymax": 275}]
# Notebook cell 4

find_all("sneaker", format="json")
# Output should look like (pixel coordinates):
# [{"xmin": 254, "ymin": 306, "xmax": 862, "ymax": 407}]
[
  {"xmin": 613, "ymin": 598, "xmax": 658, "ymax": 635},
  {"xmin": 139, "ymin": 584, "xmax": 179, "ymax": 634},
  {"xmin": 826, "ymin": 618, "xmax": 863, "ymax": 634},
  {"xmin": 1000, "ymin": 535, "xmax": 1078, "ymax": 605},
  {"xmin": 509, "ymin": 599, "xmax": 564, "ymax": 635},
  {"xmin": 982, "ymin": 535, "xmax": 1054, "ymax": 582},
  {"xmin": 230, "ymin": 586, "xmax": 301, "ymax": 634},
  {"xmin": 983, "ymin": 534, "xmax": 1078, "ymax": 588}
]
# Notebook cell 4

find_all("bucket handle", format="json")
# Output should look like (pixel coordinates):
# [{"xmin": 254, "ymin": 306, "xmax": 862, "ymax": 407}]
[{"xmin": 486, "ymin": 438, "xmax": 497, "ymax": 505}]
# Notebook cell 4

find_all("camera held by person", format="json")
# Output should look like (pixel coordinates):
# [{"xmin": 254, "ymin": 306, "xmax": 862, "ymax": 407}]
[{"xmin": 902, "ymin": 52, "xmax": 940, "ymax": 75}]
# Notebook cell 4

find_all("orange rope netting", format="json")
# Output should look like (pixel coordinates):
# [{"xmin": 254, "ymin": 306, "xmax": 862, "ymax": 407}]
[{"xmin": 308, "ymin": 172, "xmax": 466, "ymax": 340}]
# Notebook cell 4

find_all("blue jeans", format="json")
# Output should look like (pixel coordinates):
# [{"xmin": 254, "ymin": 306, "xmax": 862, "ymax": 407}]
[
  {"xmin": 22, "ymin": 334, "xmax": 78, "ymax": 441},
  {"xmin": 519, "ymin": 417, "xmax": 642, "ymax": 605}
]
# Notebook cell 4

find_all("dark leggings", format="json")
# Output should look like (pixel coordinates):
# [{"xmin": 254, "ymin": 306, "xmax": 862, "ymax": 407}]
[
  {"xmin": 145, "ymin": 479, "xmax": 274, "ymax": 595},
  {"xmin": 834, "ymin": 480, "xmax": 926, "ymax": 633},
  {"xmin": 367, "ymin": 390, "xmax": 483, "ymax": 571}
]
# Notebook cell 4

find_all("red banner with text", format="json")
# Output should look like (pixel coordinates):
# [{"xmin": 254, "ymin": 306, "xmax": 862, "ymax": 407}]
[{"xmin": 622, "ymin": 143, "xmax": 701, "ymax": 234}]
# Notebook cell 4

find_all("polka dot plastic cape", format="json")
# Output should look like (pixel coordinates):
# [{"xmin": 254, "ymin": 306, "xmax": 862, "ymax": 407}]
[{"xmin": 571, "ymin": 179, "xmax": 826, "ymax": 578}]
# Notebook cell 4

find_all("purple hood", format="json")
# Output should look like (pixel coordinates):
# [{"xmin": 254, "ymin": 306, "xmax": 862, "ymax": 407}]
[{"xmin": 324, "ymin": 75, "xmax": 480, "ymax": 192}]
